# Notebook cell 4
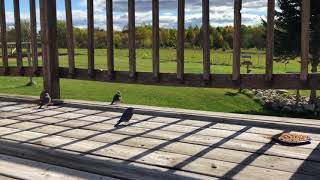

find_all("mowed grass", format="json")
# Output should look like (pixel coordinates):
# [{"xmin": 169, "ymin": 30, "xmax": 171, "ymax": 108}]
[
  {"xmin": 0, "ymin": 48, "xmax": 316, "ymax": 114},
  {"xmin": 1, "ymin": 48, "xmax": 304, "ymax": 73},
  {"xmin": 0, "ymin": 77, "xmax": 263, "ymax": 113}
]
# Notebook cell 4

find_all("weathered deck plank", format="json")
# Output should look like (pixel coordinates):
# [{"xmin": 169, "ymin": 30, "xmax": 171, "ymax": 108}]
[
  {"xmin": 1, "ymin": 121, "xmax": 320, "ymax": 177},
  {"xmin": 0, "ymin": 99, "xmax": 320, "ymax": 179},
  {"xmin": 0, "ymin": 127, "xmax": 316, "ymax": 180},
  {"xmin": 1, "ymin": 112, "xmax": 320, "ymax": 163},
  {"xmin": 0, "ymin": 154, "xmax": 117, "ymax": 180}
]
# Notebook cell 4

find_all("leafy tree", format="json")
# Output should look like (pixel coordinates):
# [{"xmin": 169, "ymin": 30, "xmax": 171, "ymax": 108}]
[{"xmin": 275, "ymin": 0, "xmax": 320, "ymax": 104}]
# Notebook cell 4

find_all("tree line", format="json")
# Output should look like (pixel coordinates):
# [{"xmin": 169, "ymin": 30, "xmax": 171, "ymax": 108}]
[{"xmin": 5, "ymin": 20, "xmax": 266, "ymax": 50}]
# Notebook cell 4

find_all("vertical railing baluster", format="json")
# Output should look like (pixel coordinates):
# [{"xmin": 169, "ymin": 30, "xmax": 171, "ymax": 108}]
[
  {"xmin": 266, "ymin": 0, "xmax": 275, "ymax": 81},
  {"xmin": 87, "ymin": 0, "xmax": 94, "ymax": 76},
  {"xmin": 0, "ymin": 0, "xmax": 8, "ymax": 72},
  {"xmin": 177, "ymin": 0, "xmax": 185, "ymax": 81},
  {"xmin": 107, "ymin": 0, "xmax": 114, "ymax": 78},
  {"xmin": 65, "ymin": 0, "xmax": 75, "ymax": 75},
  {"xmin": 232, "ymin": 0, "xmax": 241, "ymax": 81},
  {"xmin": 301, "ymin": 0, "xmax": 310, "ymax": 81},
  {"xmin": 30, "ymin": 0, "xmax": 38, "ymax": 73},
  {"xmin": 128, "ymin": 0, "xmax": 136, "ymax": 78},
  {"xmin": 13, "ymin": 0, "xmax": 22, "ymax": 72},
  {"xmin": 202, "ymin": 0, "xmax": 210, "ymax": 81},
  {"xmin": 40, "ymin": 0, "xmax": 47, "ymax": 71},
  {"xmin": 152, "ymin": 0, "xmax": 160, "ymax": 80}
]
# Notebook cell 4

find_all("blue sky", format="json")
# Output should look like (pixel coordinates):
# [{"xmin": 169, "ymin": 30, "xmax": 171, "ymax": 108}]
[{"xmin": 3, "ymin": 0, "xmax": 269, "ymax": 30}]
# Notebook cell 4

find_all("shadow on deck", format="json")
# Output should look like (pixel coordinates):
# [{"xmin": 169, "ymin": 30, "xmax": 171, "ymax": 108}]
[{"xmin": 0, "ymin": 96, "xmax": 319, "ymax": 179}]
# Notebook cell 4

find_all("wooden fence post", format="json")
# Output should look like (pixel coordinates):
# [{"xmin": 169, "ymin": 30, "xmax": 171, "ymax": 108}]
[{"xmin": 40, "ymin": 0, "xmax": 60, "ymax": 99}]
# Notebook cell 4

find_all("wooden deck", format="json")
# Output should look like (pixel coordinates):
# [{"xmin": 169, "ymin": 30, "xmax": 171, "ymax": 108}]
[{"xmin": 0, "ymin": 96, "xmax": 319, "ymax": 180}]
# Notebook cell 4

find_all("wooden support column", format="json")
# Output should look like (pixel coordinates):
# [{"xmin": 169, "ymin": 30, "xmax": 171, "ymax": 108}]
[
  {"xmin": 65, "ymin": 0, "xmax": 75, "ymax": 75},
  {"xmin": 30, "ymin": 0, "xmax": 38, "ymax": 73},
  {"xmin": 128, "ymin": 0, "xmax": 136, "ymax": 78},
  {"xmin": 0, "ymin": 0, "xmax": 8, "ymax": 72},
  {"xmin": 87, "ymin": 0, "xmax": 94, "ymax": 76},
  {"xmin": 233, "ymin": 0, "xmax": 241, "ymax": 81},
  {"xmin": 152, "ymin": 0, "xmax": 160, "ymax": 80},
  {"xmin": 301, "ymin": 0, "xmax": 310, "ymax": 81},
  {"xmin": 106, "ymin": 0, "xmax": 114, "ymax": 78},
  {"xmin": 41, "ymin": 0, "xmax": 60, "ymax": 99},
  {"xmin": 202, "ymin": 0, "xmax": 210, "ymax": 81},
  {"xmin": 265, "ymin": 0, "xmax": 275, "ymax": 81},
  {"xmin": 177, "ymin": 0, "xmax": 185, "ymax": 81},
  {"xmin": 13, "ymin": 0, "xmax": 22, "ymax": 71}
]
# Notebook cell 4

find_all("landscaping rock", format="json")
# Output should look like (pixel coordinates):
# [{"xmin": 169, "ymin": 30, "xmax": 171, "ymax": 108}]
[
  {"xmin": 250, "ymin": 89, "xmax": 318, "ymax": 115},
  {"xmin": 277, "ymin": 89, "xmax": 289, "ymax": 94}
]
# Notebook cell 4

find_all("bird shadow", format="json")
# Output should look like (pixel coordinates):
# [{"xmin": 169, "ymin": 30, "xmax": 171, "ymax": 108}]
[{"xmin": 225, "ymin": 92, "xmax": 240, "ymax": 97}]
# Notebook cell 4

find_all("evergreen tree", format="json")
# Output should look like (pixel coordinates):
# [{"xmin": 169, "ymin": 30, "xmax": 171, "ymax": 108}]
[{"xmin": 275, "ymin": 0, "xmax": 320, "ymax": 104}]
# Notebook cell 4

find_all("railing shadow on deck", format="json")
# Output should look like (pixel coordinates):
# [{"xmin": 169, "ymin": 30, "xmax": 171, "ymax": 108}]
[
  {"xmin": 1, "ymin": 95, "xmax": 320, "ymax": 134},
  {"xmin": 1, "ymin": 100, "xmax": 320, "ymax": 179},
  {"xmin": 0, "ymin": 139, "xmax": 206, "ymax": 180}
]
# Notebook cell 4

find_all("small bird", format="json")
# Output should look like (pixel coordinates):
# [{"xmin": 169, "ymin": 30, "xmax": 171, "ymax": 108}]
[
  {"xmin": 39, "ymin": 91, "xmax": 51, "ymax": 109},
  {"xmin": 115, "ymin": 108, "xmax": 134, "ymax": 127},
  {"xmin": 110, "ymin": 91, "xmax": 121, "ymax": 105}
]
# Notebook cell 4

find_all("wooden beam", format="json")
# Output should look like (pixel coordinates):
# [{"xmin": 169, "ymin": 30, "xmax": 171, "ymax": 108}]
[
  {"xmin": 56, "ymin": 68, "xmax": 320, "ymax": 90},
  {"xmin": 128, "ymin": 0, "xmax": 136, "ymax": 78},
  {"xmin": 87, "ymin": 0, "xmax": 94, "ymax": 76},
  {"xmin": 42, "ymin": 0, "xmax": 60, "ymax": 99},
  {"xmin": 0, "ymin": 0, "xmax": 8, "ymax": 71},
  {"xmin": 13, "ymin": 0, "xmax": 22, "ymax": 71},
  {"xmin": 152, "ymin": 0, "xmax": 160, "ymax": 80},
  {"xmin": 65, "ymin": 0, "xmax": 75, "ymax": 75},
  {"xmin": 177, "ymin": 0, "xmax": 185, "ymax": 81},
  {"xmin": 202, "ymin": 0, "xmax": 210, "ymax": 81},
  {"xmin": 1, "ymin": 66, "xmax": 319, "ymax": 90},
  {"xmin": 233, "ymin": 0, "xmax": 242, "ymax": 81},
  {"xmin": 106, "ymin": 0, "xmax": 114, "ymax": 78},
  {"xmin": 265, "ymin": 0, "xmax": 275, "ymax": 81},
  {"xmin": 29, "ymin": 0, "xmax": 38, "ymax": 73},
  {"xmin": 301, "ymin": 0, "xmax": 310, "ymax": 81}
]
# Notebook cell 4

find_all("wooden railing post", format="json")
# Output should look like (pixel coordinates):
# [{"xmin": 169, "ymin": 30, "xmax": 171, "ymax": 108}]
[
  {"xmin": 40, "ymin": 0, "xmax": 60, "ymax": 99},
  {"xmin": 301, "ymin": 0, "xmax": 310, "ymax": 81},
  {"xmin": 106, "ymin": 0, "xmax": 114, "ymax": 78},
  {"xmin": 265, "ymin": 0, "xmax": 275, "ymax": 81},
  {"xmin": 152, "ymin": 0, "xmax": 160, "ymax": 80},
  {"xmin": 87, "ymin": 0, "xmax": 94, "ymax": 77},
  {"xmin": 177, "ymin": 0, "xmax": 185, "ymax": 81},
  {"xmin": 202, "ymin": 0, "xmax": 210, "ymax": 81},
  {"xmin": 30, "ymin": 0, "xmax": 38, "ymax": 74},
  {"xmin": 233, "ymin": 0, "xmax": 242, "ymax": 81},
  {"xmin": 13, "ymin": 0, "xmax": 22, "ymax": 72},
  {"xmin": 65, "ymin": 0, "xmax": 75, "ymax": 75},
  {"xmin": 128, "ymin": 0, "xmax": 136, "ymax": 79},
  {"xmin": 0, "ymin": 0, "xmax": 8, "ymax": 73}
]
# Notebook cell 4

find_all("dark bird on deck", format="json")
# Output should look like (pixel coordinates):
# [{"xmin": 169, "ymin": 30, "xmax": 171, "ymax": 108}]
[
  {"xmin": 115, "ymin": 108, "xmax": 134, "ymax": 127},
  {"xmin": 110, "ymin": 91, "xmax": 121, "ymax": 105},
  {"xmin": 39, "ymin": 91, "xmax": 51, "ymax": 109}
]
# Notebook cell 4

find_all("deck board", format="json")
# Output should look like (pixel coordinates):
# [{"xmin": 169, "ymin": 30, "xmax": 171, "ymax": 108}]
[{"xmin": 0, "ymin": 97, "xmax": 319, "ymax": 179}]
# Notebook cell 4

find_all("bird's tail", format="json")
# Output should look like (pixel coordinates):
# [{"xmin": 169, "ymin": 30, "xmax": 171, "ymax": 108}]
[{"xmin": 110, "ymin": 101, "xmax": 114, "ymax": 105}]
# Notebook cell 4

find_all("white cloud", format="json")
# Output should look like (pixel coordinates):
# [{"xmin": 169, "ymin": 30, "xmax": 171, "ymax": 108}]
[{"xmin": 4, "ymin": 0, "xmax": 268, "ymax": 30}]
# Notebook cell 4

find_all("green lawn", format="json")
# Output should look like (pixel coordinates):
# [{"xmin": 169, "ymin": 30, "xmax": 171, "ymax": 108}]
[{"xmin": 0, "ymin": 48, "xmax": 316, "ymax": 115}]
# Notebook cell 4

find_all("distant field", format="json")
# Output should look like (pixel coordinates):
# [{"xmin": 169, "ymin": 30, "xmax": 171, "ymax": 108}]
[
  {"xmin": 0, "ymin": 48, "xmax": 316, "ymax": 116},
  {"xmin": 1, "ymin": 48, "xmax": 305, "ymax": 74}
]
